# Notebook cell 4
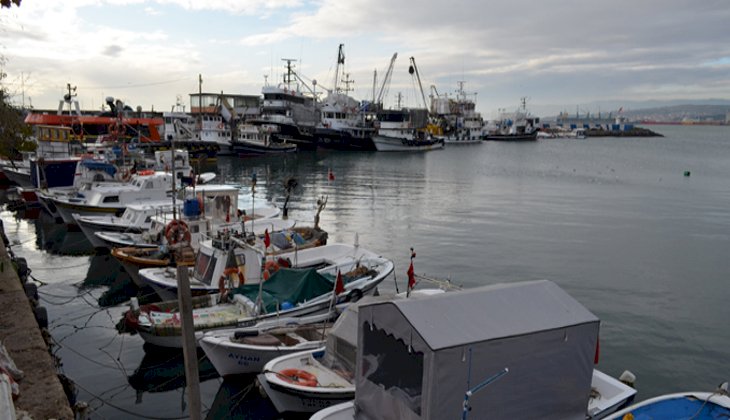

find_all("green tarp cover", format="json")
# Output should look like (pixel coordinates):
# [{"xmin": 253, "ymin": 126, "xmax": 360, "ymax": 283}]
[{"xmin": 230, "ymin": 268, "xmax": 335, "ymax": 313}]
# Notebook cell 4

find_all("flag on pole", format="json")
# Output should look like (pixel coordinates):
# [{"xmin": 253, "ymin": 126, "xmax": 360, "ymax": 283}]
[
  {"xmin": 264, "ymin": 229, "xmax": 270, "ymax": 248},
  {"xmin": 335, "ymin": 269, "xmax": 345, "ymax": 295},
  {"xmin": 407, "ymin": 261, "xmax": 416, "ymax": 291}
]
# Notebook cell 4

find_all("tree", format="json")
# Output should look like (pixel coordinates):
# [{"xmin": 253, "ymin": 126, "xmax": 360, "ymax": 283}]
[
  {"xmin": 0, "ymin": 60, "xmax": 34, "ymax": 160},
  {"xmin": 1, "ymin": 0, "xmax": 22, "ymax": 9}
]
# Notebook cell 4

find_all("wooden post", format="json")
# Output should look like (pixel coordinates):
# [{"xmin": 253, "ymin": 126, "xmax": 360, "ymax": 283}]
[{"xmin": 177, "ymin": 265, "xmax": 201, "ymax": 419}]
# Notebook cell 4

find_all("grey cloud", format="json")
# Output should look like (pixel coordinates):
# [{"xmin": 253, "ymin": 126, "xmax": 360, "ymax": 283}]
[{"xmin": 102, "ymin": 45, "xmax": 124, "ymax": 57}]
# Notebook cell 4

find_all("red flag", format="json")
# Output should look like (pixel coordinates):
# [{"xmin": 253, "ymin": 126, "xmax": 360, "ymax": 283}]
[
  {"xmin": 407, "ymin": 261, "xmax": 416, "ymax": 290},
  {"xmin": 264, "ymin": 229, "xmax": 270, "ymax": 248},
  {"xmin": 335, "ymin": 270, "xmax": 344, "ymax": 295}
]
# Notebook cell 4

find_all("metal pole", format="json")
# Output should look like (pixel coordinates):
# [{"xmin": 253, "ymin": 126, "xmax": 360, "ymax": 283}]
[{"xmin": 177, "ymin": 265, "xmax": 201, "ymax": 419}]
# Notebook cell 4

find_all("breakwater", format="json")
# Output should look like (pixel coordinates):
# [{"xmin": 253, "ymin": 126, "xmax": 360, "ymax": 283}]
[{"xmin": 586, "ymin": 127, "xmax": 663, "ymax": 137}]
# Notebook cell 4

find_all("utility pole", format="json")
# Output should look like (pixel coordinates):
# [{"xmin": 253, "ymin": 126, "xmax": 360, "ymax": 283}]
[{"xmin": 177, "ymin": 265, "xmax": 201, "ymax": 419}]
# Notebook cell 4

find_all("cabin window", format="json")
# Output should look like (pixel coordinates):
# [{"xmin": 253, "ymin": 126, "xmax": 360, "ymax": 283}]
[
  {"xmin": 103, "ymin": 196, "xmax": 120, "ymax": 203},
  {"xmin": 144, "ymin": 216, "xmax": 152, "ymax": 223},
  {"xmin": 190, "ymin": 225, "xmax": 199, "ymax": 234},
  {"xmin": 362, "ymin": 322, "xmax": 423, "ymax": 416}
]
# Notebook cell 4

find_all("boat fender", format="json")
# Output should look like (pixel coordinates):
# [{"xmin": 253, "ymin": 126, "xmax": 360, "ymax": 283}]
[
  {"xmin": 347, "ymin": 288, "xmax": 363, "ymax": 302},
  {"xmin": 277, "ymin": 369, "xmax": 318, "ymax": 387}
]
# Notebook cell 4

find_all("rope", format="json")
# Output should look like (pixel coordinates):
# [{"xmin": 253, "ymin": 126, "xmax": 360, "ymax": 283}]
[{"xmin": 71, "ymin": 380, "xmax": 197, "ymax": 420}]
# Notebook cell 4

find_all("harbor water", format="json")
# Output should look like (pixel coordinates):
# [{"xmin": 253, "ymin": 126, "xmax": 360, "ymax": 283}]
[{"xmin": 1, "ymin": 124, "xmax": 728, "ymax": 419}]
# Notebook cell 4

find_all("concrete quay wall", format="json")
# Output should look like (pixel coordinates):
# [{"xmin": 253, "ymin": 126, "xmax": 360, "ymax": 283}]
[{"xmin": 0, "ymin": 237, "xmax": 74, "ymax": 419}]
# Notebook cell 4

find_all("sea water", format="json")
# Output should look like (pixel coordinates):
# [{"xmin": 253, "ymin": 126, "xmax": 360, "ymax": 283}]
[{"xmin": 2, "ymin": 124, "xmax": 728, "ymax": 419}]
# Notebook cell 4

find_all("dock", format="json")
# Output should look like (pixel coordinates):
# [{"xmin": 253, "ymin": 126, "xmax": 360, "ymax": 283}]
[{"xmin": 0, "ymin": 235, "xmax": 74, "ymax": 419}]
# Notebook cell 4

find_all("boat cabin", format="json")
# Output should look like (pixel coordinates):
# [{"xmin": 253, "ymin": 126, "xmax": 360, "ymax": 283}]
[{"xmin": 355, "ymin": 280, "xmax": 600, "ymax": 420}]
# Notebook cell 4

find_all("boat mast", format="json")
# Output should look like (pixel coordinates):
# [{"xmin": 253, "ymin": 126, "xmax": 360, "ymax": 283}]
[{"xmin": 409, "ymin": 57, "xmax": 429, "ymax": 110}]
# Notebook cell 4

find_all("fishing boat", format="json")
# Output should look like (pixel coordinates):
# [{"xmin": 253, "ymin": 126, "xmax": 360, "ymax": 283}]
[
  {"xmin": 232, "ymin": 124, "xmax": 298, "ymax": 157},
  {"xmin": 111, "ymin": 217, "xmax": 293, "ymax": 287},
  {"xmin": 122, "ymin": 240, "xmax": 393, "ymax": 348},
  {"xmin": 51, "ymin": 150, "xmax": 210, "ymax": 225},
  {"xmin": 249, "ymin": 60, "xmax": 320, "ymax": 151},
  {"xmin": 372, "ymin": 109, "xmax": 444, "ymax": 152},
  {"xmin": 315, "ymin": 45, "xmax": 378, "ymax": 152},
  {"xmin": 484, "ymin": 97, "xmax": 540, "ymax": 141},
  {"xmin": 199, "ymin": 311, "xmax": 336, "ymax": 376},
  {"xmin": 604, "ymin": 384, "xmax": 730, "ymax": 420},
  {"xmin": 75, "ymin": 201, "xmax": 174, "ymax": 249},
  {"xmin": 137, "ymin": 228, "xmax": 330, "ymax": 301},
  {"xmin": 256, "ymin": 290, "xmax": 445, "ymax": 414},
  {"xmin": 430, "ymin": 82, "xmax": 486, "ymax": 145}
]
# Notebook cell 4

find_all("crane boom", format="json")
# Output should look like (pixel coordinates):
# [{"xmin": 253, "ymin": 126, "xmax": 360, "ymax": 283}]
[{"xmin": 376, "ymin": 53, "xmax": 398, "ymax": 106}]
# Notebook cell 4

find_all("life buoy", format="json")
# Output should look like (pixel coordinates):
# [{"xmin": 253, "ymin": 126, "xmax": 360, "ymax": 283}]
[
  {"xmin": 277, "ymin": 369, "xmax": 318, "ymax": 387},
  {"xmin": 165, "ymin": 220, "xmax": 191, "ymax": 245}
]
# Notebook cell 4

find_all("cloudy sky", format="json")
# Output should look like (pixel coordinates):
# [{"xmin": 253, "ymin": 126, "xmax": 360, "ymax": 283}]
[{"xmin": 1, "ymin": 0, "xmax": 728, "ymax": 117}]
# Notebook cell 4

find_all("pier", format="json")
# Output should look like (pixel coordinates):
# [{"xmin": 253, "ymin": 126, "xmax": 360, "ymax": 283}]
[{"xmin": 0, "ymin": 234, "xmax": 74, "ymax": 419}]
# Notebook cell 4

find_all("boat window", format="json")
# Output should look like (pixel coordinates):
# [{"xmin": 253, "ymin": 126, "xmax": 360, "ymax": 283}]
[
  {"xmin": 146, "ymin": 181, "xmax": 154, "ymax": 189},
  {"xmin": 193, "ymin": 252, "xmax": 217, "ymax": 285},
  {"xmin": 362, "ymin": 322, "xmax": 423, "ymax": 416},
  {"xmin": 103, "ymin": 196, "xmax": 120, "ymax": 203}
]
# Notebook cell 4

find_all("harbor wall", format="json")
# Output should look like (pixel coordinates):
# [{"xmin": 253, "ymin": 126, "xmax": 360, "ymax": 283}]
[{"xmin": 0, "ymin": 231, "xmax": 74, "ymax": 419}]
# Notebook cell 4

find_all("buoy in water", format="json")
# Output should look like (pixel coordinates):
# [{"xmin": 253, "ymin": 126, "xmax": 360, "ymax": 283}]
[{"xmin": 683, "ymin": 170, "xmax": 691, "ymax": 177}]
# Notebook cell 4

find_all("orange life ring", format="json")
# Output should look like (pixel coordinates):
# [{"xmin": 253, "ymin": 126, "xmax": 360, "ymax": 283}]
[
  {"xmin": 278, "ymin": 369, "xmax": 318, "ymax": 387},
  {"xmin": 264, "ymin": 260, "xmax": 280, "ymax": 273},
  {"xmin": 165, "ymin": 220, "xmax": 191, "ymax": 245}
]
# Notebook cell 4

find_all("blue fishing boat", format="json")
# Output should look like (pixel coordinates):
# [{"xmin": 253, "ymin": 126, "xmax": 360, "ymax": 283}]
[{"xmin": 605, "ymin": 384, "xmax": 730, "ymax": 420}]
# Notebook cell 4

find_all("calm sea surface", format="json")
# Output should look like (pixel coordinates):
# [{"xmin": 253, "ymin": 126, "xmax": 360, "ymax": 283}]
[{"xmin": 2, "ymin": 124, "xmax": 729, "ymax": 419}]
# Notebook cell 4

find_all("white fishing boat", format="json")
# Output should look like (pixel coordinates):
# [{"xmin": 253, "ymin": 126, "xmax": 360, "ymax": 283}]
[
  {"xmin": 484, "ymin": 97, "xmax": 540, "ymax": 141},
  {"xmin": 50, "ymin": 150, "xmax": 213, "ymax": 225},
  {"xmin": 257, "ymin": 290, "xmax": 445, "ymax": 414},
  {"xmin": 52, "ymin": 170, "xmax": 175, "ymax": 224},
  {"xmin": 199, "ymin": 311, "xmax": 336, "ymax": 376},
  {"xmin": 74, "ymin": 201, "xmax": 174, "ymax": 249},
  {"xmin": 122, "ymin": 240, "xmax": 392, "ymax": 348},
  {"xmin": 372, "ymin": 109, "xmax": 444, "ymax": 152},
  {"xmin": 604, "ymin": 383, "xmax": 730, "ymax": 420},
  {"xmin": 431, "ymin": 82, "xmax": 486, "ymax": 145}
]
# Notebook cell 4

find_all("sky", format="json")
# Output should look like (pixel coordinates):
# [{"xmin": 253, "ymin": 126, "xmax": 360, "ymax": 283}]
[{"xmin": 0, "ymin": 0, "xmax": 729, "ymax": 118}]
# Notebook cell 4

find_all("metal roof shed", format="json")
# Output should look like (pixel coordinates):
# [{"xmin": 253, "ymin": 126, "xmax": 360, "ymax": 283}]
[{"xmin": 355, "ymin": 280, "xmax": 600, "ymax": 420}]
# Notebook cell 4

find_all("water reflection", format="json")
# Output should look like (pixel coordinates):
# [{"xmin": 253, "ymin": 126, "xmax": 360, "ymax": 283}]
[
  {"xmin": 127, "ymin": 346, "xmax": 219, "ymax": 399},
  {"xmin": 206, "ymin": 375, "xmax": 281, "ymax": 420}
]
